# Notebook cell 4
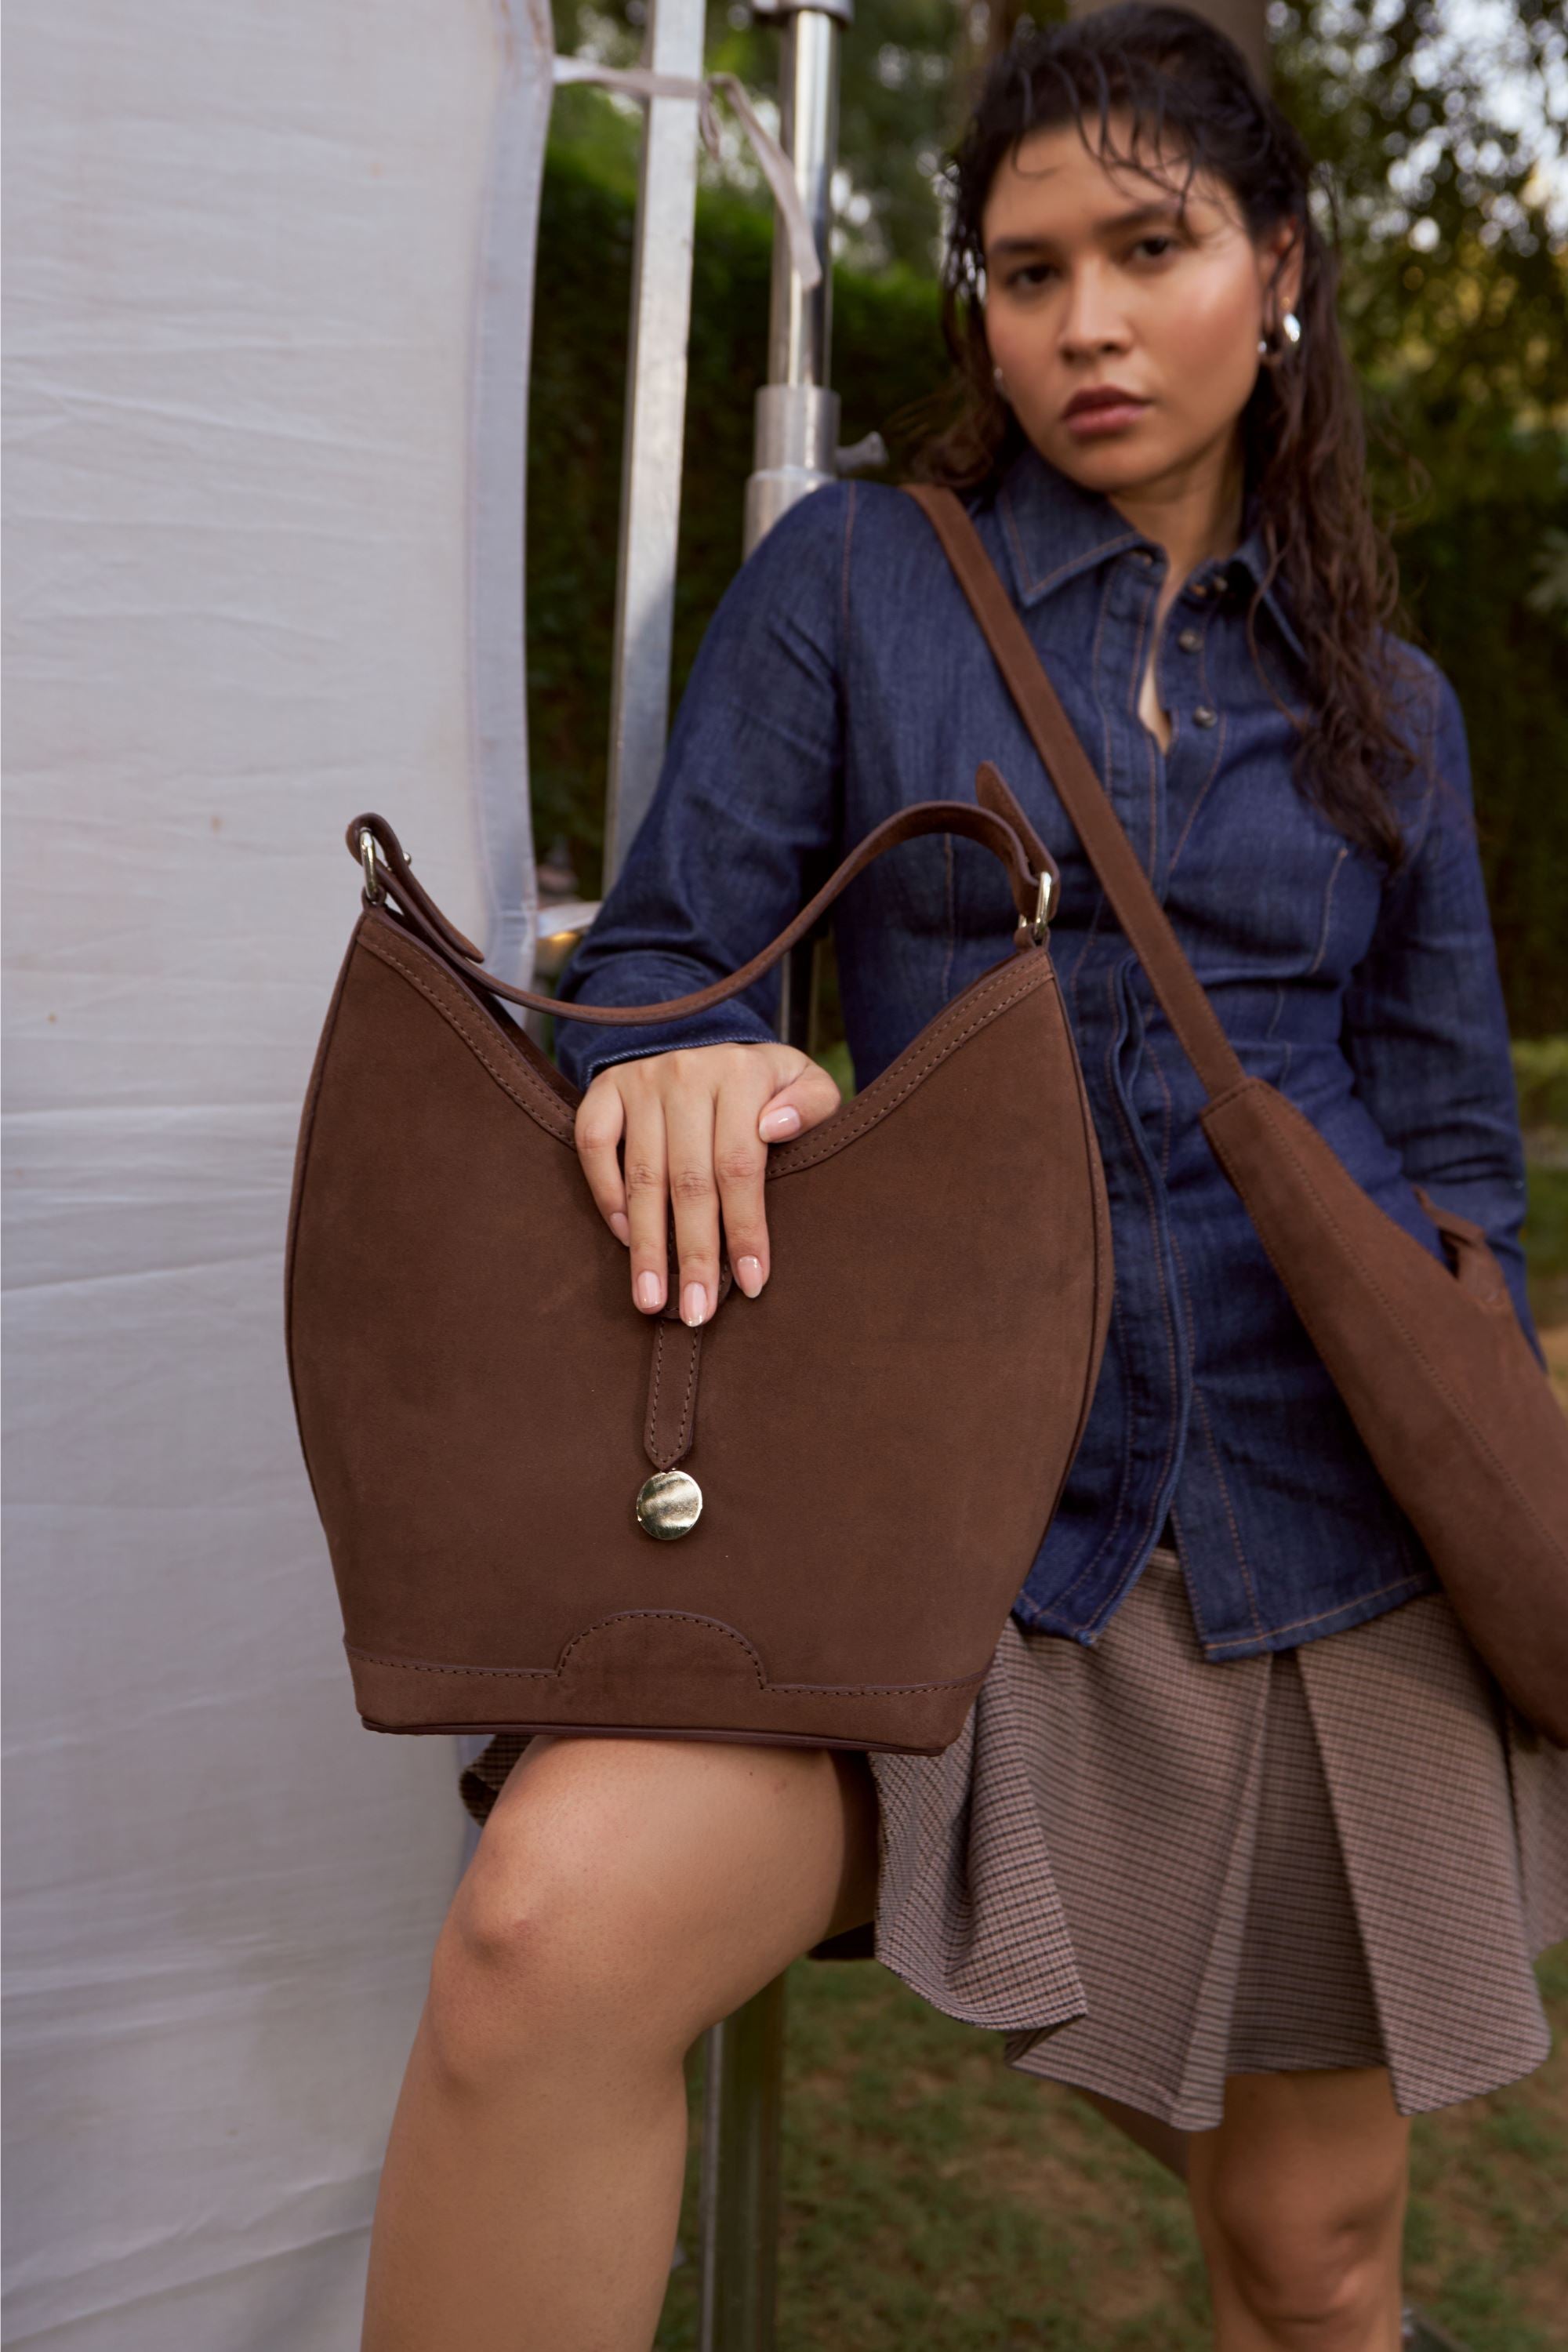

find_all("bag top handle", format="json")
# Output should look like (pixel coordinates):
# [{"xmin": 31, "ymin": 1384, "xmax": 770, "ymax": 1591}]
[
  {"xmin": 902, "ymin": 484, "xmax": 1249, "ymax": 1105},
  {"xmin": 346, "ymin": 759, "xmax": 1058, "ymax": 1029}
]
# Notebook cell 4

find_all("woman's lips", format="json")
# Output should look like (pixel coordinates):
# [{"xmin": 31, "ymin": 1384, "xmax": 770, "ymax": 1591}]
[{"xmin": 1063, "ymin": 397, "xmax": 1150, "ymax": 437}]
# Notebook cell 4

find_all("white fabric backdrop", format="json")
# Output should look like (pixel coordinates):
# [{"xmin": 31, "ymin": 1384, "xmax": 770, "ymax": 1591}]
[{"xmin": 3, "ymin": 2, "xmax": 553, "ymax": 2341}]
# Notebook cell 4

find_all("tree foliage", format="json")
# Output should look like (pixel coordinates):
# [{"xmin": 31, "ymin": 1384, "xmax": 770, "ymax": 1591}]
[{"xmin": 535, "ymin": 1, "xmax": 1566, "ymax": 1029}]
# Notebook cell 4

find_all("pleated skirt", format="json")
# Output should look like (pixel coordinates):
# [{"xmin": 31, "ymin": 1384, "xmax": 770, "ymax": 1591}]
[{"xmin": 456, "ymin": 1542, "xmax": 1568, "ymax": 2132}]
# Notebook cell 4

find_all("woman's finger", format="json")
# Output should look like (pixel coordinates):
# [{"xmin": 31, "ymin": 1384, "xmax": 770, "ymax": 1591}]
[
  {"xmin": 712, "ymin": 1075, "xmax": 773, "ymax": 1299},
  {"xmin": 573, "ymin": 1077, "xmax": 630, "ymax": 1243},
  {"xmin": 757, "ymin": 1060, "xmax": 843, "ymax": 1143},
  {"xmin": 662, "ymin": 1068, "xmax": 722, "ymax": 1327},
  {"xmin": 620, "ymin": 1088, "xmax": 673, "ymax": 1314}
]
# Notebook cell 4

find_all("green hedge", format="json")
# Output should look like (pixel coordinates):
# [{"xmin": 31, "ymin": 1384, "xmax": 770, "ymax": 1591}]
[
  {"xmin": 524, "ymin": 147, "xmax": 1567, "ymax": 1036},
  {"xmin": 524, "ymin": 147, "xmax": 949, "ymax": 887}
]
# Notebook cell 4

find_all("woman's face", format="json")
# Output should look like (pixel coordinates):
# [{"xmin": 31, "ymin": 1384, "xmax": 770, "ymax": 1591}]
[{"xmin": 979, "ymin": 114, "xmax": 1302, "ymax": 498}]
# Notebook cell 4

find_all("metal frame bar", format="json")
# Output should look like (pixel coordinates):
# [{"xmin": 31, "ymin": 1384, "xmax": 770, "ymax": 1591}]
[
  {"xmin": 601, "ymin": 0, "xmax": 709, "ymax": 892},
  {"xmin": 697, "ymin": 9, "xmax": 847, "ymax": 2345}
]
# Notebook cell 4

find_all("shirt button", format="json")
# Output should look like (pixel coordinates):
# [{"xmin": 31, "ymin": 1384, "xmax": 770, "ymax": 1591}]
[
  {"xmin": 1192, "ymin": 704, "xmax": 1218, "ymax": 728},
  {"xmin": 1177, "ymin": 628, "xmax": 1202, "ymax": 653}
]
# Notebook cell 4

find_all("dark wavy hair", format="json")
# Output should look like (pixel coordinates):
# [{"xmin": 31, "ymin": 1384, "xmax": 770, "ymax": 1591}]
[{"xmin": 911, "ymin": 2, "xmax": 1430, "ymax": 874}]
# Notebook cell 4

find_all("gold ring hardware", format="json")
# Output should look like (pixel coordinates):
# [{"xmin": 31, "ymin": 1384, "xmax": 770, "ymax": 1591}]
[
  {"xmin": 636, "ymin": 1468, "xmax": 703, "ymax": 1540},
  {"xmin": 358, "ymin": 826, "xmax": 386, "ymax": 904},
  {"xmin": 1026, "ymin": 868, "xmax": 1055, "ymax": 945}
]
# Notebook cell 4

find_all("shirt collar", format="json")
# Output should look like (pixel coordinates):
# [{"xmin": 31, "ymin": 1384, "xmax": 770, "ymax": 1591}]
[{"xmin": 987, "ymin": 436, "xmax": 1308, "ymax": 666}]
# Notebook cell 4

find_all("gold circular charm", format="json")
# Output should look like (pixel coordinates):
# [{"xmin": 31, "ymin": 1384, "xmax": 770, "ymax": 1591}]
[{"xmin": 635, "ymin": 1469, "xmax": 703, "ymax": 1541}]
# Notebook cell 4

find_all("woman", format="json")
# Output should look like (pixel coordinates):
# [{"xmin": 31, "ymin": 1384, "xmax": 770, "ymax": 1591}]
[{"xmin": 361, "ymin": 9, "xmax": 1566, "ymax": 2347}]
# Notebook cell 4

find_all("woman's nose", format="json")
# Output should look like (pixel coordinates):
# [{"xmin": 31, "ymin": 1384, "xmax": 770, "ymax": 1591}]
[{"xmin": 1057, "ymin": 263, "xmax": 1131, "ymax": 357}]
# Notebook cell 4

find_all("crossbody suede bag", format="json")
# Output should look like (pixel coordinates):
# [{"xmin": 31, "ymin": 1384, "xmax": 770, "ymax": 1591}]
[{"xmin": 904, "ymin": 481, "xmax": 1568, "ymax": 1744}]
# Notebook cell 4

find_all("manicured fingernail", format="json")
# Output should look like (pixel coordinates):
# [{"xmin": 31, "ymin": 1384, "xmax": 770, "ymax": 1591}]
[
  {"xmin": 637, "ymin": 1271, "xmax": 663, "ymax": 1312},
  {"xmin": 682, "ymin": 1283, "xmax": 707, "ymax": 1327},
  {"xmin": 759, "ymin": 1105, "xmax": 801, "ymax": 1140},
  {"xmin": 735, "ymin": 1256, "xmax": 764, "ymax": 1297},
  {"xmin": 609, "ymin": 1211, "xmax": 630, "ymax": 1244}
]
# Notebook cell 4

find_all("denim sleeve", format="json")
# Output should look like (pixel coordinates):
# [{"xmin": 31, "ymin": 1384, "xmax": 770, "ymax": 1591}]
[
  {"xmin": 547, "ymin": 481, "xmax": 849, "ymax": 1092},
  {"xmin": 1340, "ymin": 662, "xmax": 1543, "ymax": 1367}
]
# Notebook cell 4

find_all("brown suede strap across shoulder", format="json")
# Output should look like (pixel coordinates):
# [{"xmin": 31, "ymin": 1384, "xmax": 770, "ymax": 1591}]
[
  {"xmin": 346, "ymin": 760, "xmax": 1060, "ymax": 1028},
  {"xmin": 902, "ymin": 482, "xmax": 1249, "ymax": 1104}
]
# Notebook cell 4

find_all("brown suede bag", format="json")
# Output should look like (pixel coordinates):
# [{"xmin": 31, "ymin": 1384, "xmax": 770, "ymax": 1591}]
[
  {"xmin": 905, "ymin": 481, "xmax": 1568, "ymax": 1746},
  {"xmin": 284, "ymin": 494, "xmax": 1568, "ymax": 1756},
  {"xmin": 285, "ymin": 765, "xmax": 1116, "ymax": 1754}
]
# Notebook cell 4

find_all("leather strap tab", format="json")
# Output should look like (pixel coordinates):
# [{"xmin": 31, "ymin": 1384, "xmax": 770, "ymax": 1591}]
[
  {"xmin": 645, "ymin": 1321, "xmax": 703, "ymax": 1469},
  {"xmin": 902, "ymin": 483, "xmax": 1248, "ymax": 1105}
]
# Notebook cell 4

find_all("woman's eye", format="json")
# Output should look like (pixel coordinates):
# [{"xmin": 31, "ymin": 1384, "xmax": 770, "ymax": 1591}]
[
  {"xmin": 1007, "ymin": 263, "xmax": 1058, "ymax": 287},
  {"xmin": 1131, "ymin": 235, "xmax": 1178, "ymax": 260}
]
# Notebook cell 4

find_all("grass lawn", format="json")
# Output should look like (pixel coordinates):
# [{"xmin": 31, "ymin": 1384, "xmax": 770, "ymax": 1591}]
[{"xmin": 657, "ymin": 1942, "xmax": 1567, "ymax": 2349}]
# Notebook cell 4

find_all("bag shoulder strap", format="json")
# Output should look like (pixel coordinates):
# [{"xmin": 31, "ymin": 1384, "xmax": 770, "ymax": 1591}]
[
  {"xmin": 347, "ymin": 760, "xmax": 1058, "ymax": 1029},
  {"xmin": 902, "ymin": 482, "xmax": 1248, "ymax": 1105}
]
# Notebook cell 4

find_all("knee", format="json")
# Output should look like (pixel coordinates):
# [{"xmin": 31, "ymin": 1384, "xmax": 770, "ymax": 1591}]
[
  {"xmin": 425, "ymin": 1755, "xmax": 745, "ymax": 2082},
  {"xmin": 1205, "ymin": 2177, "xmax": 1401, "ymax": 2343},
  {"xmin": 424, "ymin": 1834, "xmax": 664, "ymax": 2086}
]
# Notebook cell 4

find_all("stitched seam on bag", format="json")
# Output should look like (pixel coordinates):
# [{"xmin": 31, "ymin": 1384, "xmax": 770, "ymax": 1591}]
[
  {"xmin": 645, "ymin": 1324, "xmax": 666, "ymax": 1464},
  {"xmin": 1247, "ymin": 1084, "xmax": 1548, "ymax": 1464},
  {"xmin": 365, "ymin": 926, "xmax": 1054, "ymax": 1174},
  {"xmin": 768, "ymin": 962, "xmax": 1051, "ymax": 1178},
  {"xmin": 285, "ymin": 922, "xmax": 365, "ymax": 1515},
  {"xmin": 770, "ymin": 961, "xmax": 1048, "ymax": 1171},
  {"xmin": 1207, "ymin": 1082, "xmax": 1568, "ymax": 1558},
  {"xmin": 345, "ymin": 1632, "xmax": 984, "ymax": 1696},
  {"xmin": 360, "ymin": 932, "xmax": 577, "ymax": 1141},
  {"xmin": 675, "ymin": 1331, "xmax": 698, "ymax": 1457},
  {"xmin": 645, "ymin": 1323, "xmax": 699, "ymax": 1468}
]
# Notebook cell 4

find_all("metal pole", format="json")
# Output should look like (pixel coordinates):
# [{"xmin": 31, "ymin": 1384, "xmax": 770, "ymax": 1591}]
[
  {"xmin": 742, "ymin": 0, "xmax": 850, "ymax": 554},
  {"xmin": 696, "ymin": 13, "xmax": 850, "ymax": 2348},
  {"xmin": 601, "ymin": 0, "xmax": 710, "ymax": 892},
  {"xmin": 697, "ymin": 1956, "xmax": 789, "ymax": 2347},
  {"xmin": 743, "ymin": 0, "xmax": 851, "ymax": 1054}
]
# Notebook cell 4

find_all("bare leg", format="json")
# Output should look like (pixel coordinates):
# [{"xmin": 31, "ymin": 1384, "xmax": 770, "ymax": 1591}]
[
  {"xmin": 360, "ymin": 1734, "xmax": 880, "ymax": 2352},
  {"xmin": 1070, "ymin": 2085, "xmax": 1190, "ymax": 2181},
  {"xmin": 1185, "ymin": 2067, "xmax": 1410, "ymax": 2351}
]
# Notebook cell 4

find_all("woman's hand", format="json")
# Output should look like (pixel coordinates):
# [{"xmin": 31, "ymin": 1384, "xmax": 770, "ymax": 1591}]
[{"xmin": 573, "ymin": 1044, "xmax": 842, "ymax": 1324}]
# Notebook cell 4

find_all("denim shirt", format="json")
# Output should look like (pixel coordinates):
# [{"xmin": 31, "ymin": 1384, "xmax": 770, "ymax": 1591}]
[{"xmin": 550, "ymin": 440, "xmax": 1540, "ymax": 1661}]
